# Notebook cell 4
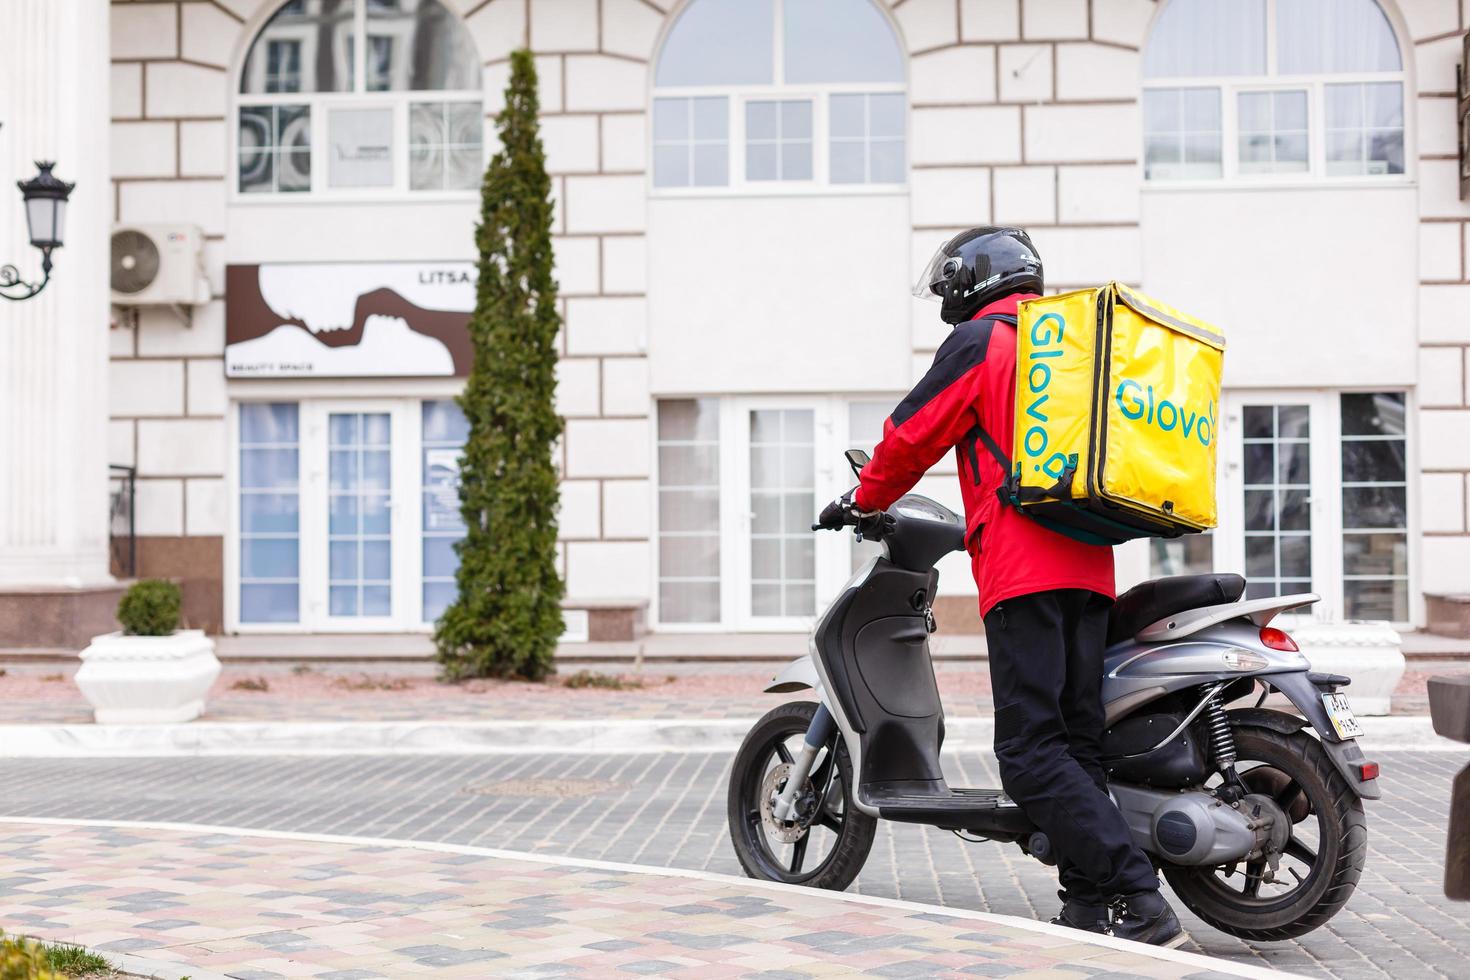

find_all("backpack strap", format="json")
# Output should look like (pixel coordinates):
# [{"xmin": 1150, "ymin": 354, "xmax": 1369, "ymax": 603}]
[
  {"xmin": 974, "ymin": 425, "xmax": 1009, "ymax": 473},
  {"xmin": 970, "ymin": 313, "xmax": 1017, "ymax": 475}
]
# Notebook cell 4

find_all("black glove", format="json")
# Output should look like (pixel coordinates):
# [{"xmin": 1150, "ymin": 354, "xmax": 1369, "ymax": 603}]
[
  {"xmin": 815, "ymin": 493, "xmax": 854, "ymax": 531},
  {"xmin": 855, "ymin": 510, "xmax": 889, "ymax": 541},
  {"xmin": 815, "ymin": 489, "xmax": 885, "ymax": 534}
]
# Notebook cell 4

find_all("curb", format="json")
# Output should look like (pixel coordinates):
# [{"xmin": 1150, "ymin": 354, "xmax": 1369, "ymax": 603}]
[
  {"xmin": 0, "ymin": 714, "xmax": 1462, "ymax": 758},
  {"xmin": 92, "ymin": 948, "xmax": 234, "ymax": 980},
  {"xmin": 0, "ymin": 816, "xmax": 1297, "ymax": 980}
]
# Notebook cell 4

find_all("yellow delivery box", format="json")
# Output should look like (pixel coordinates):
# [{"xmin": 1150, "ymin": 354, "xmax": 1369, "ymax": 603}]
[{"xmin": 1003, "ymin": 282, "xmax": 1224, "ymax": 545}]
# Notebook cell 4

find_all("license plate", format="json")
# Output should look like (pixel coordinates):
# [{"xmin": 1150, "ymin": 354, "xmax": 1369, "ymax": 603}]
[{"xmin": 1321, "ymin": 692, "xmax": 1364, "ymax": 740}]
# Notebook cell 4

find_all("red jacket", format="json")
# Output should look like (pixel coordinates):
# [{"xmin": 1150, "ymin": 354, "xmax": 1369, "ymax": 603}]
[{"xmin": 854, "ymin": 294, "xmax": 1114, "ymax": 616}]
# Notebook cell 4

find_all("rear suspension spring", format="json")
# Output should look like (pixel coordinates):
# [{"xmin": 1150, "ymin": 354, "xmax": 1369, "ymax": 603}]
[{"xmin": 1203, "ymin": 691, "xmax": 1237, "ymax": 770}]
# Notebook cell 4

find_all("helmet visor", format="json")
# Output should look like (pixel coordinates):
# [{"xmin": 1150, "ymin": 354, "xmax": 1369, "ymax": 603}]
[{"xmin": 912, "ymin": 245, "xmax": 960, "ymax": 302}]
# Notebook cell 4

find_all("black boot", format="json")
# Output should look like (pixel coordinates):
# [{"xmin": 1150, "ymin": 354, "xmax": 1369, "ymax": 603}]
[
  {"xmin": 1049, "ymin": 891, "xmax": 1110, "ymax": 934},
  {"xmin": 1110, "ymin": 889, "xmax": 1185, "ymax": 947}
]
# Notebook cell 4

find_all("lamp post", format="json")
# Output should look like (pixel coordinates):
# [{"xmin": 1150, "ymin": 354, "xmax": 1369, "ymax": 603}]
[{"xmin": 2, "ymin": 122, "xmax": 75, "ymax": 302}]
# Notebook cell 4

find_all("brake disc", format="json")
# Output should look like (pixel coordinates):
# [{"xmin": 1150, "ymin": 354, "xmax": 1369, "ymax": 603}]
[{"xmin": 759, "ymin": 763, "xmax": 814, "ymax": 843}]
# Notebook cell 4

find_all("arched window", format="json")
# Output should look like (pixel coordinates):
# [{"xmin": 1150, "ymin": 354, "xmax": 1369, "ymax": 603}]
[
  {"xmin": 1141, "ymin": 0, "xmax": 1406, "ymax": 181},
  {"xmin": 651, "ymin": 0, "xmax": 906, "ymax": 190},
  {"xmin": 237, "ymin": 0, "xmax": 482, "ymax": 196}
]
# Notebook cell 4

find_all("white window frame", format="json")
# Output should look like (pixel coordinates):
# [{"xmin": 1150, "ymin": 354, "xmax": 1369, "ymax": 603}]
[
  {"xmin": 231, "ymin": 0, "xmax": 483, "ymax": 203},
  {"xmin": 227, "ymin": 396, "xmax": 450, "ymax": 634},
  {"xmin": 649, "ymin": 0, "xmax": 907, "ymax": 197},
  {"xmin": 741, "ymin": 94, "xmax": 820, "ymax": 186},
  {"xmin": 651, "ymin": 395, "xmax": 902, "ymax": 632},
  {"xmin": 308, "ymin": 400, "xmax": 416, "ymax": 631},
  {"xmin": 651, "ymin": 397, "xmax": 727, "ymax": 631},
  {"xmin": 730, "ymin": 396, "xmax": 831, "ymax": 632},
  {"xmin": 233, "ymin": 400, "xmax": 306, "ymax": 629},
  {"xmin": 1141, "ymin": 0, "xmax": 1413, "ymax": 189}
]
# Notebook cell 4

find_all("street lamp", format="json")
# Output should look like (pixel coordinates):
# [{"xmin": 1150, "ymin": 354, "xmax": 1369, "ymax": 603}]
[{"xmin": 2, "ymin": 155, "xmax": 75, "ymax": 303}]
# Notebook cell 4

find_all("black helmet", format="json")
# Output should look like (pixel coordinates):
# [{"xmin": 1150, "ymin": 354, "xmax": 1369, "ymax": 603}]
[{"xmin": 914, "ymin": 227, "xmax": 1044, "ymax": 325}]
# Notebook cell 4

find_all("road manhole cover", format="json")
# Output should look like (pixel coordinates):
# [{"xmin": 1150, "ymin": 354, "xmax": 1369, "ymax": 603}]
[{"xmin": 461, "ymin": 778, "xmax": 622, "ymax": 799}]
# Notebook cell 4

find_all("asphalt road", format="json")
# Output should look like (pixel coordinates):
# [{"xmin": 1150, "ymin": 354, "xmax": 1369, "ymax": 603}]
[{"xmin": 0, "ymin": 748, "xmax": 1464, "ymax": 979}]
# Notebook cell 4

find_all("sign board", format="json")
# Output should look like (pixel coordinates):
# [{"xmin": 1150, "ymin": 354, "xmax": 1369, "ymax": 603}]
[{"xmin": 225, "ymin": 262, "xmax": 475, "ymax": 378}]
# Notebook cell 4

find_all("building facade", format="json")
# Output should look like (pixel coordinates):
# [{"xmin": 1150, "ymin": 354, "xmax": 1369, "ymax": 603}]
[{"xmin": 4, "ymin": 0, "xmax": 1468, "ymax": 643}]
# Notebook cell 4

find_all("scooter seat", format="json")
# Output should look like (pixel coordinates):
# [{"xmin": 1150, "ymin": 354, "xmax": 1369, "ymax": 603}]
[{"xmin": 1107, "ymin": 573, "xmax": 1246, "ymax": 646}]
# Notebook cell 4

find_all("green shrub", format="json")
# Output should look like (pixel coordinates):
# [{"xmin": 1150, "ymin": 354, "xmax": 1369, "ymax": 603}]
[
  {"xmin": 0, "ymin": 931, "xmax": 61, "ymax": 980},
  {"xmin": 433, "ymin": 49, "xmax": 564, "ymax": 682},
  {"xmin": 39, "ymin": 942, "xmax": 108, "ymax": 978},
  {"xmin": 116, "ymin": 578, "xmax": 182, "ymax": 636}
]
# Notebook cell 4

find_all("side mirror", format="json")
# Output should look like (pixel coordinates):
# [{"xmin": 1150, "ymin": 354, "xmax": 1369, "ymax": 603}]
[{"xmin": 845, "ymin": 449, "xmax": 870, "ymax": 479}]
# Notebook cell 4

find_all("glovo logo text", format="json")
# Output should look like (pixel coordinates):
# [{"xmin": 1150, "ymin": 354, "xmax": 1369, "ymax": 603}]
[
  {"xmin": 1115, "ymin": 379, "xmax": 1215, "ymax": 447},
  {"xmin": 1020, "ymin": 312, "xmax": 1073, "ymax": 481}
]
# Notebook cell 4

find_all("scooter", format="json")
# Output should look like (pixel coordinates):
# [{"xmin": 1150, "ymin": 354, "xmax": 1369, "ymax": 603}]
[{"xmin": 727, "ymin": 450, "xmax": 1381, "ymax": 941}]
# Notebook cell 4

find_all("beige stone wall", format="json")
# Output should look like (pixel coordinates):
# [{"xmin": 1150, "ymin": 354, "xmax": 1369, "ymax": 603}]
[
  {"xmin": 899, "ymin": 0, "xmax": 1154, "ymax": 373},
  {"xmin": 1405, "ymin": 0, "xmax": 1470, "ymax": 590},
  {"xmin": 109, "ymin": 0, "xmax": 235, "ymax": 551},
  {"xmin": 479, "ymin": 0, "xmax": 661, "ymax": 598},
  {"xmin": 103, "ymin": 0, "xmax": 1470, "ymax": 626}
]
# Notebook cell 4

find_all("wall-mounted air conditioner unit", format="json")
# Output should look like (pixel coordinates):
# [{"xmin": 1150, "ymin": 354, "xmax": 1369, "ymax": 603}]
[{"xmin": 111, "ymin": 225, "xmax": 211, "ymax": 323}]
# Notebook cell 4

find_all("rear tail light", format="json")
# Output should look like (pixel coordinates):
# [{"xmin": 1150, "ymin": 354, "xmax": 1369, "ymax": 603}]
[
  {"xmin": 1358, "ymin": 761, "xmax": 1380, "ymax": 781},
  {"xmin": 1260, "ymin": 626, "xmax": 1299, "ymax": 652}
]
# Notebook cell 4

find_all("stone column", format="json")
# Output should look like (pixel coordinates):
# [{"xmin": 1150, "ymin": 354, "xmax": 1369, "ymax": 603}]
[{"xmin": 0, "ymin": 0, "xmax": 117, "ymax": 643}]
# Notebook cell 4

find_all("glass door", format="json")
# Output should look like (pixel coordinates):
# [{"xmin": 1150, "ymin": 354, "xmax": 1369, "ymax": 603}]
[
  {"xmin": 326, "ymin": 410, "xmax": 394, "ymax": 621},
  {"xmin": 1337, "ymin": 393, "xmax": 1410, "ymax": 623},
  {"xmin": 1240, "ymin": 401, "xmax": 1315, "ymax": 601},
  {"xmin": 1220, "ymin": 392, "xmax": 1334, "ymax": 621},
  {"xmin": 728, "ymin": 401, "xmax": 833, "ymax": 630},
  {"xmin": 301, "ymin": 401, "xmax": 412, "ymax": 630},
  {"xmin": 745, "ymin": 407, "xmax": 819, "ymax": 626}
]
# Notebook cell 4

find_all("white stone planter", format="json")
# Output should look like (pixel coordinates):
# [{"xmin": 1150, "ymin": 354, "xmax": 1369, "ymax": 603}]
[
  {"xmin": 74, "ymin": 629, "xmax": 221, "ymax": 724},
  {"xmin": 1293, "ymin": 622, "xmax": 1405, "ymax": 716}
]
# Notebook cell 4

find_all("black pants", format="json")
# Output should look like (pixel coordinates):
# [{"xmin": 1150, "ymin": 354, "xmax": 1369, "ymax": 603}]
[{"xmin": 984, "ymin": 589, "xmax": 1158, "ymax": 904}]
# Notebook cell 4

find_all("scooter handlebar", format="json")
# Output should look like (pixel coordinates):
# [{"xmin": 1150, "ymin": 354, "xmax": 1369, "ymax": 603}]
[
  {"xmin": 813, "ymin": 497, "xmax": 856, "ymax": 532},
  {"xmin": 812, "ymin": 504, "xmax": 888, "ymax": 539}
]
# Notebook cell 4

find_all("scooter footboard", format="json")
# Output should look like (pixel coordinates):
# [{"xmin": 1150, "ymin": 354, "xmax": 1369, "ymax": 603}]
[{"xmin": 1231, "ymin": 670, "xmax": 1382, "ymax": 800}]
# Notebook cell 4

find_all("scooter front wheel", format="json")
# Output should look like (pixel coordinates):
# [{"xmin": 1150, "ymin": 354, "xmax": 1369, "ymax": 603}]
[{"xmin": 727, "ymin": 700, "xmax": 876, "ymax": 889}]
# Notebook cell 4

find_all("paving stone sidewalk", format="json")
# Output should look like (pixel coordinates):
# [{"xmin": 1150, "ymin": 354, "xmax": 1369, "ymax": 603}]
[
  {"xmin": 0, "ymin": 662, "xmax": 983, "ymax": 725},
  {"xmin": 0, "ymin": 820, "xmax": 1262, "ymax": 980},
  {"xmin": 2, "ymin": 660, "xmax": 1464, "ymax": 725}
]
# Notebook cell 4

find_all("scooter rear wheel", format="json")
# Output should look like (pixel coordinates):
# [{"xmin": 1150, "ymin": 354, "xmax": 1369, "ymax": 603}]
[
  {"xmin": 1161, "ymin": 725, "xmax": 1367, "ymax": 941},
  {"xmin": 727, "ymin": 700, "xmax": 877, "ymax": 890}
]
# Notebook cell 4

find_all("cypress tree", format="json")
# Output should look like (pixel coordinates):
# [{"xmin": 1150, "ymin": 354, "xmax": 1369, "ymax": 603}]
[{"xmin": 435, "ymin": 49, "xmax": 564, "ymax": 681}]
